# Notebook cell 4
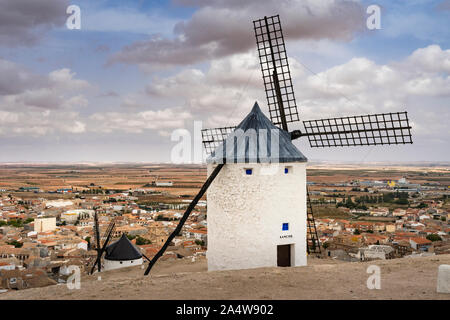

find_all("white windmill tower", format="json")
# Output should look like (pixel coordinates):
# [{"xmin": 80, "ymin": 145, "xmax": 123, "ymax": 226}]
[
  {"xmin": 143, "ymin": 14, "xmax": 413, "ymax": 276},
  {"xmin": 206, "ymin": 102, "xmax": 308, "ymax": 271}
]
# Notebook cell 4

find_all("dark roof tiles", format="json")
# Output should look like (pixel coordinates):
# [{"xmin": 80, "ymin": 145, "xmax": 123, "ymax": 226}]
[
  {"xmin": 104, "ymin": 234, "xmax": 143, "ymax": 261},
  {"xmin": 207, "ymin": 102, "xmax": 307, "ymax": 164}
]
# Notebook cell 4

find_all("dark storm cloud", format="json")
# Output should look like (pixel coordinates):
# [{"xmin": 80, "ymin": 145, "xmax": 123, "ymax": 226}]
[
  {"xmin": 110, "ymin": 0, "xmax": 365, "ymax": 69},
  {"xmin": 0, "ymin": 0, "xmax": 69, "ymax": 47}
]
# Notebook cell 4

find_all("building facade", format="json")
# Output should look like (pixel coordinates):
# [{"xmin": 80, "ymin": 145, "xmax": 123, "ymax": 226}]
[{"xmin": 34, "ymin": 217, "xmax": 56, "ymax": 233}]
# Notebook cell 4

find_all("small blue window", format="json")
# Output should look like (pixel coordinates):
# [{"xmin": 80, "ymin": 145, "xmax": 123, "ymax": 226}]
[
  {"xmin": 284, "ymin": 167, "xmax": 289, "ymax": 174},
  {"xmin": 245, "ymin": 169, "xmax": 253, "ymax": 175},
  {"xmin": 282, "ymin": 223, "xmax": 289, "ymax": 231}
]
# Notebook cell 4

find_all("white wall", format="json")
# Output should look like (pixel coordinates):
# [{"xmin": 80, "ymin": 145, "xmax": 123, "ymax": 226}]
[
  {"xmin": 103, "ymin": 258, "xmax": 143, "ymax": 271},
  {"xmin": 34, "ymin": 217, "xmax": 56, "ymax": 232},
  {"xmin": 206, "ymin": 162, "xmax": 307, "ymax": 271},
  {"xmin": 77, "ymin": 242, "xmax": 88, "ymax": 251},
  {"xmin": 0, "ymin": 264, "xmax": 15, "ymax": 271}
]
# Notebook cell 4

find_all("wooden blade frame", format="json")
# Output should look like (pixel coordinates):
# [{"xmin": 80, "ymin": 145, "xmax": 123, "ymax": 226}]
[
  {"xmin": 306, "ymin": 187, "xmax": 321, "ymax": 255},
  {"xmin": 201, "ymin": 126, "xmax": 236, "ymax": 155},
  {"xmin": 93, "ymin": 211, "xmax": 101, "ymax": 250},
  {"xmin": 253, "ymin": 14, "xmax": 299, "ymax": 129},
  {"xmin": 302, "ymin": 111, "xmax": 413, "ymax": 147},
  {"xmin": 89, "ymin": 218, "xmax": 116, "ymax": 274}
]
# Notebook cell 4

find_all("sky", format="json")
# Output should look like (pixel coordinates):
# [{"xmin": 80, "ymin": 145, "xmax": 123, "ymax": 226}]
[{"xmin": 0, "ymin": 0, "xmax": 449, "ymax": 163}]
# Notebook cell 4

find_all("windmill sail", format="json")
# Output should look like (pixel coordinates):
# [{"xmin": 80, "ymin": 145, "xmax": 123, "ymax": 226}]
[
  {"xmin": 302, "ymin": 111, "xmax": 413, "ymax": 148},
  {"xmin": 253, "ymin": 15, "xmax": 299, "ymax": 129},
  {"xmin": 93, "ymin": 210, "xmax": 101, "ymax": 250},
  {"xmin": 89, "ymin": 218, "xmax": 116, "ymax": 274},
  {"xmin": 201, "ymin": 14, "xmax": 414, "ymax": 259},
  {"xmin": 201, "ymin": 126, "xmax": 236, "ymax": 155}
]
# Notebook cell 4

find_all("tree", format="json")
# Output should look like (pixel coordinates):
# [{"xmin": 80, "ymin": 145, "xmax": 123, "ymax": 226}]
[
  {"xmin": 395, "ymin": 198, "xmax": 409, "ymax": 205},
  {"xmin": 383, "ymin": 192, "xmax": 395, "ymax": 203},
  {"xmin": 85, "ymin": 236, "xmax": 91, "ymax": 249},
  {"xmin": 417, "ymin": 202, "xmax": 428, "ymax": 209},
  {"xmin": 7, "ymin": 240, "xmax": 23, "ymax": 248},
  {"xmin": 426, "ymin": 234, "xmax": 442, "ymax": 242},
  {"xmin": 354, "ymin": 229, "xmax": 360, "ymax": 235},
  {"xmin": 7, "ymin": 219, "xmax": 24, "ymax": 228},
  {"xmin": 136, "ymin": 236, "xmax": 151, "ymax": 245},
  {"xmin": 195, "ymin": 239, "xmax": 205, "ymax": 246}
]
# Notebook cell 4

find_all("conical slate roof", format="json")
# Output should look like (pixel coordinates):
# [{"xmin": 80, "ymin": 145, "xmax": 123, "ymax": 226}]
[
  {"xmin": 104, "ymin": 233, "xmax": 143, "ymax": 261},
  {"xmin": 207, "ymin": 102, "xmax": 307, "ymax": 164}
]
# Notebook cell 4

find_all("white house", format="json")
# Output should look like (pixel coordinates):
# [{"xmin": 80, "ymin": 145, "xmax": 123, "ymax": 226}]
[
  {"xmin": 61, "ymin": 209, "xmax": 94, "ymax": 223},
  {"xmin": 0, "ymin": 261, "xmax": 16, "ymax": 271},
  {"xmin": 206, "ymin": 102, "xmax": 307, "ymax": 271}
]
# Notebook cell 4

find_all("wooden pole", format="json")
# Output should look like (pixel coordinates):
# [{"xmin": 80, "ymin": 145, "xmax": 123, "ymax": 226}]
[{"xmin": 144, "ymin": 163, "xmax": 224, "ymax": 276}]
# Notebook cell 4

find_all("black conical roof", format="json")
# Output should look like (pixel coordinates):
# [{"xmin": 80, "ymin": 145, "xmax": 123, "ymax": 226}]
[
  {"xmin": 104, "ymin": 233, "xmax": 143, "ymax": 261},
  {"xmin": 207, "ymin": 102, "xmax": 307, "ymax": 164}
]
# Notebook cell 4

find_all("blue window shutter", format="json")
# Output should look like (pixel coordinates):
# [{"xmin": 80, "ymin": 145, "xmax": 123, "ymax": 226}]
[
  {"xmin": 246, "ymin": 169, "xmax": 253, "ymax": 175},
  {"xmin": 282, "ymin": 223, "xmax": 289, "ymax": 231}
]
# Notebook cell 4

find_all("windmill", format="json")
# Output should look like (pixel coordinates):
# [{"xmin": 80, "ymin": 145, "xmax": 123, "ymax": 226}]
[
  {"xmin": 88, "ymin": 209, "xmax": 117, "ymax": 274},
  {"xmin": 144, "ymin": 14, "xmax": 412, "ymax": 275},
  {"xmin": 202, "ymin": 15, "xmax": 412, "ymax": 257}
]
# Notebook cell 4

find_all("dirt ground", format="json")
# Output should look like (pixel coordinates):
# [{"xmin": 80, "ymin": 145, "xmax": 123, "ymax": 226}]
[{"xmin": 1, "ymin": 254, "xmax": 450, "ymax": 300}]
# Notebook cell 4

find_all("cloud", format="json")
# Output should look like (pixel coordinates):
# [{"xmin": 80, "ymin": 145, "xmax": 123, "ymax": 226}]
[
  {"xmin": 0, "ymin": 0, "xmax": 69, "ymax": 47},
  {"xmin": 0, "ymin": 110, "xmax": 86, "ymax": 136},
  {"xmin": 81, "ymin": 6, "xmax": 177, "ymax": 35},
  {"xmin": 88, "ymin": 108, "xmax": 193, "ymax": 134},
  {"xmin": 144, "ymin": 45, "xmax": 450, "ymax": 141},
  {"xmin": 110, "ymin": 0, "xmax": 365, "ymax": 69},
  {"xmin": 0, "ymin": 58, "xmax": 43, "ymax": 95},
  {"xmin": 402, "ymin": 44, "xmax": 450, "ymax": 73},
  {"xmin": 145, "ymin": 52, "xmax": 265, "ymax": 127},
  {"xmin": 0, "ymin": 59, "xmax": 91, "ymax": 137},
  {"xmin": 0, "ymin": 56, "xmax": 194, "ymax": 138},
  {"xmin": 0, "ymin": 60, "xmax": 90, "ymax": 111}
]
